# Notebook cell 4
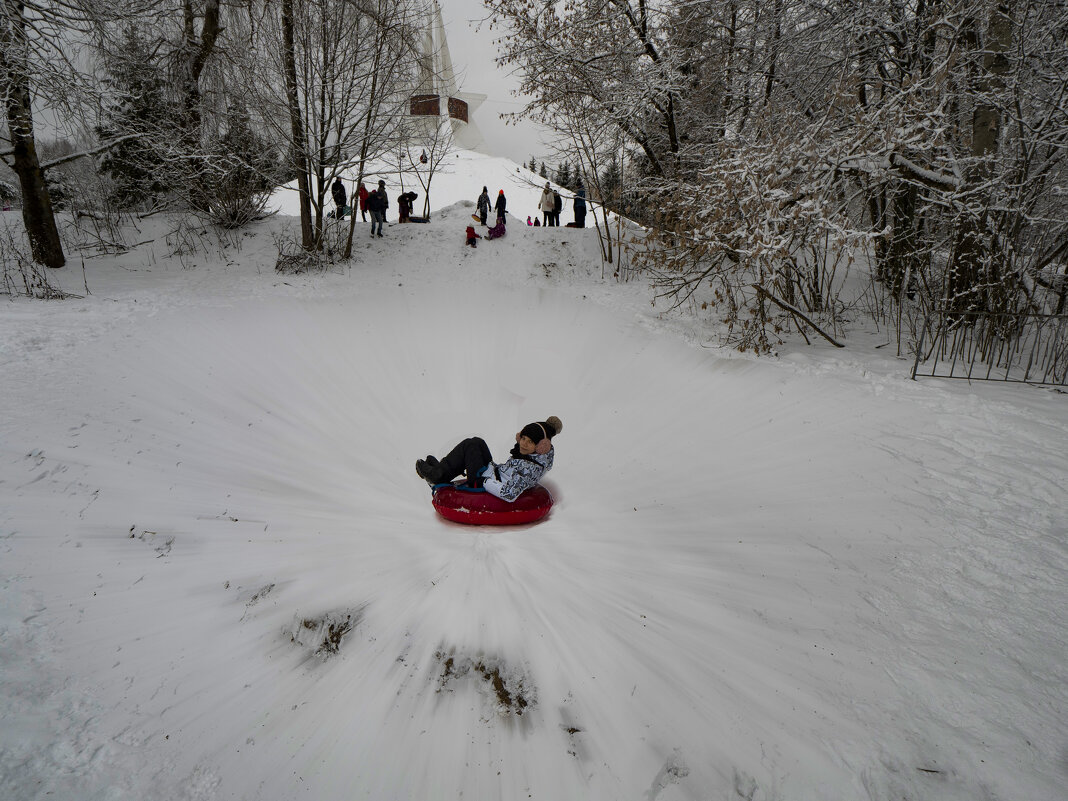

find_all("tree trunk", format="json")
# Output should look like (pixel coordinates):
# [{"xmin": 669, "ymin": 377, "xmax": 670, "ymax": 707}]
[
  {"xmin": 947, "ymin": 3, "xmax": 1013, "ymax": 313},
  {"xmin": 176, "ymin": 0, "xmax": 220, "ymax": 206},
  {"xmin": 178, "ymin": 0, "xmax": 217, "ymax": 140},
  {"xmin": 281, "ymin": 0, "xmax": 314, "ymax": 249},
  {"xmin": 343, "ymin": 18, "xmax": 389, "ymax": 260},
  {"xmin": 2, "ymin": 4, "xmax": 64, "ymax": 268},
  {"xmin": 882, "ymin": 182, "xmax": 919, "ymax": 296}
]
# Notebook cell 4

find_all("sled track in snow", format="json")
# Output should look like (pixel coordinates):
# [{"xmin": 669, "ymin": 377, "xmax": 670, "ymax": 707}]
[{"xmin": 3, "ymin": 272, "xmax": 1066, "ymax": 801}]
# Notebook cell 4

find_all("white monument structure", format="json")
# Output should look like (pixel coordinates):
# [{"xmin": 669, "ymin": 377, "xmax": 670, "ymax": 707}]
[{"xmin": 410, "ymin": 1, "xmax": 487, "ymax": 153}]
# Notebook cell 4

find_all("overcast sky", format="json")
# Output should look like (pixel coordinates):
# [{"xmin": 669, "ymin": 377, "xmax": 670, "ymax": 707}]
[{"xmin": 438, "ymin": 0, "xmax": 556, "ymax": 165}]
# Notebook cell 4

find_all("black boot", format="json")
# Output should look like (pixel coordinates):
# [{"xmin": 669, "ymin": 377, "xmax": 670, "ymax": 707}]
[{"xmin": 415, "ymin": 459, "xmax": 445, "ymax": 484}]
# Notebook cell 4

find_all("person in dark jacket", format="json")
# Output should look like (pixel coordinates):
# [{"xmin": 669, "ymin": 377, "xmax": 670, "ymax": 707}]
[
  {"xmin": 331, "ymin": 178, "xmax": 347, "ymax": 215},
  {"xmin": 398, "ymin": 191, "xmax": 416, "ymax": 223},
  {"xmin": 552, "ymin": 190, "xmax": 562, "ymax": 226},
  {"xmin": 376, "ymin": 180, "xmax": 389, "ymax": 221},
  {"xmin": 573, "ymin": 185, "xmax": 587, "ymax": 228},
  {"xmin": 494, "ymin": 189, "xmax": 507, "ymax": 225},
  {"xmin": 415, "ymin": 417, "xmax": 562, "ymax": 500},
  {"xmin": 367, "ymin": 189, "xmax": 385, "ymax": 236},
  {"xmin": 476, "ymin": 187, "xmax": 491, "ymax": 225}
]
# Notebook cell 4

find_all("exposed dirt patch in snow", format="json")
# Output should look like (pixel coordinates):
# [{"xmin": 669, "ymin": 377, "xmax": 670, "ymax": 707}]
[
  {"xmin": 436, "ymin": 649, "xmax": 536, "ymax": 716},
  {"xmin": 287, "ymin": 607, "xmax": 363, "ymax": 658}
]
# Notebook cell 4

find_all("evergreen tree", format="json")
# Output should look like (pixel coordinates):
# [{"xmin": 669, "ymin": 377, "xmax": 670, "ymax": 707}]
[
  {"xmin": 600, "ymin": 157, "xmax": 621, "ymax": 210},
  {"xmin": 95, "ymin": 27, "xmax": 178, "ymax": 209},
  {"xmin": 200, "ymin": 104, "xmax": 285, "ymax": 227},
  {"xmin": 528, "ymin": 156, "xmax": 537, "ymax": 173},
  {"xmin": 539, "ymin": 162, "xmax": 548, "ymax": 179},
  {"xmin": 556, "ymin": 161, "xmax": 572, "ymax": 189}
]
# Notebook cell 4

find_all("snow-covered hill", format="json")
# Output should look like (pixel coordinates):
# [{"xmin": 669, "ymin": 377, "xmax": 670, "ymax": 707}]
[
  {"xmin": 270, "ymin": 147, "xmax": 585, "ymax": 226},
  {"xmin": 1, "ymin": 161, "xmax": 1066, "ymax": 801}
]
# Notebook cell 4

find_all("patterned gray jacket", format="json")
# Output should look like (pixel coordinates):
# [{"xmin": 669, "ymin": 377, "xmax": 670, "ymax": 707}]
[{"xmin": 482, "ymin": 448, "xmax": 554, "ymax": 502}]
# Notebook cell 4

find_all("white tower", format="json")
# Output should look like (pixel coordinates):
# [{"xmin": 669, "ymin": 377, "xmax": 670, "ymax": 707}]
[{"xmin": 410, "ymin": 1, "xmax": 487, "ymax": 152}]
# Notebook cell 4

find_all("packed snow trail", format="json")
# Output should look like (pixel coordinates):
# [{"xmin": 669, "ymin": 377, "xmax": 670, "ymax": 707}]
[{"xmin": 1, "ymin": 204, "xmax": 1066, "ymax": 801}]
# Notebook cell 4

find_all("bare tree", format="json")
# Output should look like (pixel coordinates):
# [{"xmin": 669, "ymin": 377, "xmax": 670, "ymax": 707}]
[
  {"xmin": 397, "ymin": 113, "xmax": 453, "ymax": 220},
  {"xmin": 0, "ymin": 0, "xmax": 81, "ymax": 268},
  {"xmin": 175, "ymin": 0, "xmax": 221, "ymax": 153},
  {"xmin": 546, "ymin": 96, "xmax": 623, "ymax": 267},
  {"xmin": 486, "ymin": 0, "xmax": 686, "ymax": 178},
  {"xmin": 237, "ymin": 0, "xmax": 424, "ymax": 251},
  {"xmin": 280, "ymin": 0, "xmax": 314, "ymax": 247}
]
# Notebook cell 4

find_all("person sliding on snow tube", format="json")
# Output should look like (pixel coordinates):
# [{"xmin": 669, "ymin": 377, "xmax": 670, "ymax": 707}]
[{"xmin": 415, "ymin": 416, "xmax": 562, "ymax": 502}]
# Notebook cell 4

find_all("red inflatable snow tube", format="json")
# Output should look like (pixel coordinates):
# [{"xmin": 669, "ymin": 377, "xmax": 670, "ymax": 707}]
[{"xmin": 432, "ymin": 483, "xmax": 553, "ymax": 526}]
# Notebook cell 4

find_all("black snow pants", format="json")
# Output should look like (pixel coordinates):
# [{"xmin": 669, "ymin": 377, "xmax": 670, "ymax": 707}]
[{"xmin": 436, "ymin": 437, "xmax": 493, "ymax": 484}]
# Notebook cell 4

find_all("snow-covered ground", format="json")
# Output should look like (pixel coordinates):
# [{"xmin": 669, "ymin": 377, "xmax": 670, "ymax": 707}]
[{"xmin": 1, "ymin": 151, "xmax": 1066, "ymax": 801}]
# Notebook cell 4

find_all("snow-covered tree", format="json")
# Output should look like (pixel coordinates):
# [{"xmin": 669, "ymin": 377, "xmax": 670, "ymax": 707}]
[
  {"xmin": 0, "ymin": 0, "xmax": 91, "ymax": 268},
  {"xmin": 95, "ymin": 26, "xmax": 178, "ymax": 209},
  {"xmin": 488, "ymin": 0, "xmax": 1068, "ymax": 351},
  {"xmin": 487, "ymin": 0, "xmax": 684, "ymax": 177}
]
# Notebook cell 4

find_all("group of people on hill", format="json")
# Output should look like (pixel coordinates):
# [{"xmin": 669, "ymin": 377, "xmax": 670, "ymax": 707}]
[
  {"xmin": 476, "ymin": 186, "xmax": 508, "ymax": 227},
  {"xmin": 330, "ymin": 177, "xmax": 386, "ymax": 235},
  {"xmin": 330, "ymin": 177, "xmax": 429, "ymax": 236},
  {"xmin": 328, "ymin": 174, "xmax": 589, "ymax": 245},
  {"xmin": 532, "ymin": 182, "xmax": 586, "ymax": 228},
  {"xmin": 469, "ymin": 186, "xmax": 509, "ymax": 246}
]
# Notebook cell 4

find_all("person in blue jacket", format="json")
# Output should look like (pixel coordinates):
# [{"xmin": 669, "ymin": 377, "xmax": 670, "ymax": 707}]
[
  {"xmin": 573, "ymin": 185, "xmax": 587, "ymax": 228},
  {"xmin": 415, "ymin": 416, "xmax": 562, "ymax": 502}
]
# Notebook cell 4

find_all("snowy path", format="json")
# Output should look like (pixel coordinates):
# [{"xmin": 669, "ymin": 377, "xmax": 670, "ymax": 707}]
[{"xmin": 2, "ymin": 208, "xmax": 1066, "ymax": 801}]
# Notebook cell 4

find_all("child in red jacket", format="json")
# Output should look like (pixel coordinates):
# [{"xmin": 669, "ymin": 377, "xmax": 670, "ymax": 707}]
[{"xmin": 465, "ymin": 225, "xmax": 481, "ymax": 247}]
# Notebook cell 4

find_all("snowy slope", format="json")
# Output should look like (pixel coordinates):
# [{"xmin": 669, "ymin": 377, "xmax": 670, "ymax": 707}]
[
  {"xmin": 269, "ymin": 147, "xmax": 583, "ymax": 225},
  {"xmin": 1, "ymin": 160, "xmax": 1066, "ymax": 801}
]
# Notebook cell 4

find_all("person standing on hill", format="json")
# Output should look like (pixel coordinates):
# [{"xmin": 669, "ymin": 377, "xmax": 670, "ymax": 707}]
[
  {"xmin": 494, "ymin": 189, "xmax": 507, "ymax": 225},
  {"xmin": 376, "ymin": 180, "xmax": 389, "ymax": 222},
  {"xmin": 367, "ymin": 189, "xmax": 385, "ymax": 237},
  {"xmin": 573, "ymin": 185, "xmax": 587, "ymax": 228},
  {"xmin": 331, "ymin": 178, "xmax": 347, "ymax": 216},
  {"xmin": 552, "ymin": 190, "xmax": 562, "ymax": 227},
  {"xmin": 477, "ymin": 187, "xmax": 491, "ymax": 225},
  {"xmin": 539, "ymin": 183, "xmax": 554, "ymax": 226},
  {"xmin": 357, "ymin": 181, "xmax": 369, "ymax": 221}
]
